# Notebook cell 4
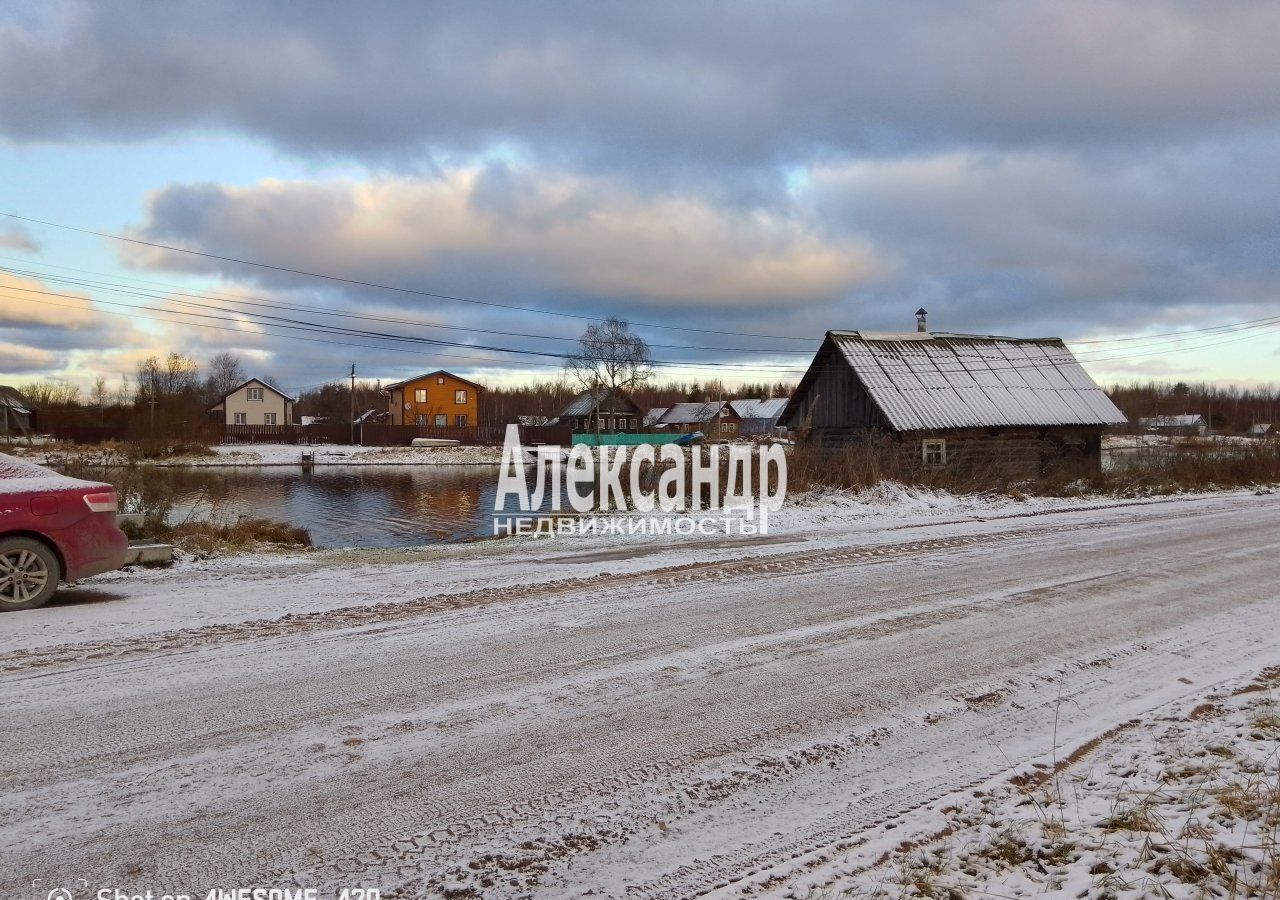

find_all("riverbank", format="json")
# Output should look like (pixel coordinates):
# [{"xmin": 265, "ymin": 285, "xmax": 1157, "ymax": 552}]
[
  {"xmin": 19, "ymin": 442, "xmax": 504, "ymax": 467},
  {"xmin": 111, "ymin": 481, "xmax": 1254, "ymax": 570}
]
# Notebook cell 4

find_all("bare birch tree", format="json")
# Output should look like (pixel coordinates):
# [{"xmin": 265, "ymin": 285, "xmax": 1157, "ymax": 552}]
[{"xmin": 566, "ymin": 317, "xmax": 653, "ymax": 397}]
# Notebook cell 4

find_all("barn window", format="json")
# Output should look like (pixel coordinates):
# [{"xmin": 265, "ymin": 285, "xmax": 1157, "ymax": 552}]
[
  {"xmin": 922, "ymin": 439, "xmax": 947, "ymax": 466},
  {"xmin": 437, "ymin": 377, "xmax": 445, "ymax": 384}
]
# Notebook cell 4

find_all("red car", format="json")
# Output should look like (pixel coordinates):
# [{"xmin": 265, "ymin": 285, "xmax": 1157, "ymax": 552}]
[{"xmin": 0, "ymin": 454, "xmax": 130, "ymax": 611}]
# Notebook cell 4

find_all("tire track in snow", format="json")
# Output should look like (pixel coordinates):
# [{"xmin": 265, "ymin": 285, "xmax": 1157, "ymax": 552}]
[{"xmin": 0, "ymin": 525, "xmax": 1100, "ymax": 675}]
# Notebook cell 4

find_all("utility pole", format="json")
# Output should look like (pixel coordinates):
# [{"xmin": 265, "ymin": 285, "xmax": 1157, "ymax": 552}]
[{"xmin": 350, "ymin": 363, "xmax": 357, "ymax": 446}]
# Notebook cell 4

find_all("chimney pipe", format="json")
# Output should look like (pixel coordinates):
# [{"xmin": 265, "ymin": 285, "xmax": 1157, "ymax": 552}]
[{"xmin": 915, "ymin": 307, "xmax": 928, "ymax": 333}]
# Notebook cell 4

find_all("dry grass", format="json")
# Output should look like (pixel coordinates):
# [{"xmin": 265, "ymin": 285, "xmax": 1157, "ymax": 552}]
[
  {"xmin": 121, "ymin": 516, "xmax": 311, "ymax": 554},
  {"xmin": 786, "ymin": 434, "xmax": 1280, "ymax": 497}
]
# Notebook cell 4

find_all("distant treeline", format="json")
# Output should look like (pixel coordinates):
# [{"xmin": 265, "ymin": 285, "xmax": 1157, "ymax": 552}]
[
  {"xmin": 1108, "ymin": 380, "xmax": 1280, "ymax": 432},
  {"xmin": 19, "ymin": 357, "xmax": 1279, "ymax": 437}
]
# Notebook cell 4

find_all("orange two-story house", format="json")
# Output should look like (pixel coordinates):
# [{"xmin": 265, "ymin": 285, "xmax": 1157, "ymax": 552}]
[{"xmin": 384, "ymin": 371, "xmax": 484, "ymax": 427}]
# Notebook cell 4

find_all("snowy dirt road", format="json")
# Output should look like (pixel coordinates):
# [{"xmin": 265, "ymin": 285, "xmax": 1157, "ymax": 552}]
[{"xmin": 3, "ymin": 491, "xmax": 1279, "ymax": 899}]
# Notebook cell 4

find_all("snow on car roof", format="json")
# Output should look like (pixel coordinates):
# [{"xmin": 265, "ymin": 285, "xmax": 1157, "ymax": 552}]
[{"xmin": 0, "ymin": 453, "xmax": 103, "ymax": 494}]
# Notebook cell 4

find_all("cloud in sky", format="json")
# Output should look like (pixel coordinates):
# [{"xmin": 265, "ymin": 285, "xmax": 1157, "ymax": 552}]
[
  {"xmin": 2, "ymin": 0, "xmax": 1279, "ymax": 387},
  {"xmin": 0, "ymin": 341, "xmax": 56, "ymax": 373},
  {"xmin": 3, "ymin": 1, "xmax": 1280, "ymax": 165},
  {"xmin": 0, "ymin": 271, "xmax": 98, "ymax": 328},
  {"xmin": 0, "ymin": 225, "xmax": 40, "ymax": 253},
  {"xmin": 121, "ymin": 168, "xmax": 878, "ymax": 311}
]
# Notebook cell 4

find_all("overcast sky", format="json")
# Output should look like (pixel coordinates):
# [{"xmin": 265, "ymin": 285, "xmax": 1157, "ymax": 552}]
[{"xmin": 1, "ymin": 0, "xmax": 1278, "ymax": 393}]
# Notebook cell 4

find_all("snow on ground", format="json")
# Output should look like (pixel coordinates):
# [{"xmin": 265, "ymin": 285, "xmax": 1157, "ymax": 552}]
[
  {"xmin": 796, "ymin": 670, "xmax": 1280, "ymax": 900},
  {"xmin": 11, "ymin": 441, "xmax": 503, "ymax": 466},
  {"xmin": 171, "ymin": 443, "xmax": 504, "ymax": 466},
  {"xmin": 0, "ymin": 485, "xmax": 1251, "ymax": 657},
  {"xmin": 2, "ymin": 490, "xmax": 1279, "ymax": 897}
]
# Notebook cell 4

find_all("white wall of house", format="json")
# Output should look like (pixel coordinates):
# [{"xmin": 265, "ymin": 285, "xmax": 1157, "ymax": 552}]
[{"xmin": 214, "ymin": 380, "xmax": 293, "ymax": 425}]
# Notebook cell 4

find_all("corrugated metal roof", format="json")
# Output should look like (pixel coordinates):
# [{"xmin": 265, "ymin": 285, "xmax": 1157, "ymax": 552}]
[
  {"xmin": 1139, "ymin": 414, "xmax": 1207, "ymax": 428},
  {"xmin": 728, "ymin": 398, "xmax": 789, "ymax": 421},
  {"xmin": 559, "ymin": 390, "xmax": 605, "ymax": 417},
  {"xmin": 828, "ymin": 331, "xmax": 1127, "ymax": 431},
  {"xmin": 659, "ymin": 401, "xmax": 727, "ymax": 425},
  {"xmin": 0, "ymin": 385, "xmax": 35, "ymax": 413},
  {"xmin": 1247, "ymin": 423, "xmax": 1273, "ymax": 434},
  {"xmin": 558, "ymin": 388, "xmax": 640, "ymax": 418}
]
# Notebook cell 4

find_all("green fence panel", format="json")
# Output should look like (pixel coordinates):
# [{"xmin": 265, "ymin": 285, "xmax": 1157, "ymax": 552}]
[{"xmin": 570, "ymin": 432, "xmax": 680, "ymax": 446}]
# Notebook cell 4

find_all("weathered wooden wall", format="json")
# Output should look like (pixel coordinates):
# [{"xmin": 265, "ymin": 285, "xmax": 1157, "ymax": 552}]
[{"xmin": 789, "ymin": 341, "xmax": 886, "ymax": 434}]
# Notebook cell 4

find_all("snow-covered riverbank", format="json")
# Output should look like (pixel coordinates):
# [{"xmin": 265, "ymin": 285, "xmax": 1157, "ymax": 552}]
[{"xmin": 24, "ymin": 442, "xmax": 505, "ymax": 467}]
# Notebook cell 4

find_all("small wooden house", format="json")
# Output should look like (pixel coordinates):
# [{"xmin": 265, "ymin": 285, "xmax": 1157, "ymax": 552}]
[
  {"xmin": 384, "ymin": 371, "xmax": 483, "ymax": 427},
  {"xmin": 779, "ymin": 329, "xmax": 1127, "ymax": 474},
  {"xmin": 729, "ymin": 397, "xmax": 790, "ymax": 437},
  {"xmin": 1139, "ymin": 414, "xmax": 1208, "ymax": 437},
  {"xmin": 558, "ymin": 388, "xmax": 644, "ymax": 434},
  {"xmin": 657, "ymin": 401, "xmax": 743, "ymax": 438},
  {"xmin": 210, "ymin": 378, "xmax": 295, "ymax": 426},
  {"xmin": 1246, "ymin": 423, "xmax": 1275, "ymax": 439},
  {"xmin": 0, "ymin": 386, "xmax": 37, "ymax": 436}
]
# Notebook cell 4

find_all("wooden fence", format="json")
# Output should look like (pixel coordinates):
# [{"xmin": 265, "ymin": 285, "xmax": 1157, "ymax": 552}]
[
  {"xmin": 221, "ymin": 423, "xmax": 353, "ymax": 445},
  {"xmin": 39, "ymin": 416, "xmax": 573, "ymax": 448},
  {"xmin": 357, "ymin": 424, "xmax": 510, "ymax": 447}
]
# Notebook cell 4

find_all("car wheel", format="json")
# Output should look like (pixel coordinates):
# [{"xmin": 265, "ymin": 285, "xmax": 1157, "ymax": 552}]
[{"xmin": 0, "ymin": 537, "xmax": 61, "ymax": 611}]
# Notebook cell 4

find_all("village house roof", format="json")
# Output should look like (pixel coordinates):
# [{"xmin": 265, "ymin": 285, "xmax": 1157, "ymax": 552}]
[
  {"xmin": 210, "ymin": 378, "xmax": 295, "ymax": 409},
  {"xmin": 784, "ymin": 330, "xmax": 1127, "ymax": 432},
  {"xmin": 1139, "ymin": 414, "xmax": 1207, "ymax": 428},
  {"xmin": 644, "ymin": 407, "xmax": 668, "ymax": 426},
  {"xmin": 1247, "ymin": 423, "xmax": 1274, "ymax": 435},
  {"xmin": 0, "ymin": 385, "xmax": 35, "ymax": 413},
  {"xmin": 728, "ymin": 398, "xmax": 789, "ymax": 422},
  {"xmin": 557, "ymin": 387, "xmax": 642, "ymax": 418},
  {"xmin": 658, "ymin": 401, "xmax": 730, "ymax": 426},
  {"xmin": 382, "ymin": 370, "xmax": 485, "ymax": 392}
]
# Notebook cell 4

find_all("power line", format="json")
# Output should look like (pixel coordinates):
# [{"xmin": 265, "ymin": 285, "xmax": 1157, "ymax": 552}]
[
  {"xmin": 2, "ymin": 212, "xmax": 816, "ymax": 341},
  {"xmin": 5, "ymin": 251, "xmax": 1277, "ymax": 355},
  {"xmin": 6, "ymin": 280, "xmax": 1275, "ymax": 382},
  {"xmin": 0, "ymin": 261, "xmax": 817, "ymax": 354},
  {"xmin": 0, "ymin": 286, "xmax": 816, "ymax": 373},
  {"xmin": 8, "ymin": 257, "xmax": 1280, "ymax": 374}
]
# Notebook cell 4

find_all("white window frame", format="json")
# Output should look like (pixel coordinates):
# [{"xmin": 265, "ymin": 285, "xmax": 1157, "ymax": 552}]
[
  {"xmin": 922, "ymin": 438, "xmax": 947, "ymax": 466},
  {"xmin": 455, "ymin": 414, "xmax": 468, "ymax": 427},
  {"xmin": 233, "ymin": 412, "xmax": 247, "ymax": 425},
  {"xmin": 414, "ymin": 389, "xmax": 428, "ymax": 403},
  {"xmin": 434, "ymin": 413, "xmax": 447, "ymax": 427},
  {"xmin": 246, "ymin": 387, "xmax": 264, "ymax": 401},
  {"xmin": 455, "ymin": 389, "xmax": 467, "ymax": 404},
  {"xmin": 264, "ymin": 412, "xmax": 277, "ymax": 425}
]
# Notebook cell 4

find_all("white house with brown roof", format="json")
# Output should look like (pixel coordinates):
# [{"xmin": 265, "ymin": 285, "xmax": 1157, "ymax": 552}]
[{"xmin": 210, "ymin": 378, "xmax": 295, "ymax": 426}]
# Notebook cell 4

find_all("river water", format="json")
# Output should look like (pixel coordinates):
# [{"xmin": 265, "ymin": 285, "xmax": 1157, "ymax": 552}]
[{"xmin": 102, "ymin": 465, "xmax": 510, "ymax": 548}]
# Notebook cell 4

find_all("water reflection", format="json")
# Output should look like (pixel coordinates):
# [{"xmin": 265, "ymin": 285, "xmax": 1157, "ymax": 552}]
[{"xmin": 96, "ymin": 465, "xmax": 511, "ymax": 548}]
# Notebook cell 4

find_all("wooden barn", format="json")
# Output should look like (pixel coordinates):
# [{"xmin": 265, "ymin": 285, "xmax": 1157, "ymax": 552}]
[{"xmin": 779, "ymin": 329, "xmax": 1127, "ymax": 475}]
